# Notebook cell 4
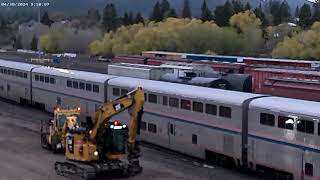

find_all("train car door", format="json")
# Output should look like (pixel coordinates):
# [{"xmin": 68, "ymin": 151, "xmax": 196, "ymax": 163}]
[{"xmin": 168, "ymin": 122, "xmax": 176, "ymax": 148}]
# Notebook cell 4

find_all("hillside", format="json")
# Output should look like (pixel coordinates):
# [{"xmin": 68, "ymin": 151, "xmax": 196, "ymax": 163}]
[{"xmin": 0, "ymin": 0, "xmax": 315, "ymax": 17}]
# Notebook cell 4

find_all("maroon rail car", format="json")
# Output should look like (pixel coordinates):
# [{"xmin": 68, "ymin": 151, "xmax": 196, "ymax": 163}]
[
  {"xmin": 246, "ymin": 68, "xmax": 320, "ymax": 101},
  {"xmin": 243, "ymin": 57, "xmax": 320, "ymax": 69}
]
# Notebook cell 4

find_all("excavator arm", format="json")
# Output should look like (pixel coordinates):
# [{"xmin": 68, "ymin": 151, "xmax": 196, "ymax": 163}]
[{"xmin": 89, "ymin": 87, "xmax": 145, "ymax": 145}]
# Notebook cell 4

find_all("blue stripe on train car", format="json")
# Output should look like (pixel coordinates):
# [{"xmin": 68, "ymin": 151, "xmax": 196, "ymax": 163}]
[{"xmin": 185, "ymin": 55, "xmax": 238, "ymax": 63}]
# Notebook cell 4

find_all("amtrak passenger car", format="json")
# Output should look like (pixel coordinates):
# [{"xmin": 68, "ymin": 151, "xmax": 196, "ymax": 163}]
[
  {"xmin": 0, "ymin": 60, "xmax": 40, "ymax": 103},
  {"xmin": 31, "ymin": 66, "xmax": 116, "ymax": 121},
  {"xmin": 108, "ymin": 77, "xmax": 320, "ymax": 180}
]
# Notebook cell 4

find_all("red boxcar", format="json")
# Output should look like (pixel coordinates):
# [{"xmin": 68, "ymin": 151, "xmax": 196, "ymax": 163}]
[
  {"xmin": 244, "ymin": 57, "xmax": 320, "ymax": 69},
  {"xmin": 246, "ymin": 68, "xmax": 320, "ymax": 101}
]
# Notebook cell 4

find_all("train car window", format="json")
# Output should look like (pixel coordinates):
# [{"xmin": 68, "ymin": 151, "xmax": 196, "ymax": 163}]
[
  {"xmin": 121, "ymin": 89, "xmax": 128, "ymax": 95},
  {"xmin": 67, "ymin": 80, "xmax": 72, "ymax": 87},
  {"xmin": 205, "ymin": 104, "xmax": 217, "ymax": 115},
  {"xmin": 305, "ymin": 163, "xmax": 313, "ymax": 176},
  {"xmin": 15, "ymin": 71, "xmax": 19, "ymax": 77},
  {"xmin": 49, "ymin": 77, "xmax": 55, "ymax": 84},
  {"xmin": 193, "ymin": 102, "xmax": 203, "ymax": 113},
  {"xmin": 79, "ymin": 82, "xmax": 85, "ymax": 90},
  {"xmin": 8, "ymin": 69, "xmax": 11, "ymax": 75},
  {"xmin": 112, "ymin": 88, "xmax": 120, "ymax": 96},
  {"xmin": 0, "ymin": 68, "xmax": 3, "ymax": 73},
  {"xmin": 148, "ymin": 94, "xmax": 157, "ymax": 104},
  {"xmin": 318, "ymin": 123, "xmax": 320, "ymax": 135},
  {"xmin": 73, "ymin": 81, "xmax": 79, "ymax": 89},
  {"xmin": 140, "ymin": 121, "xmax": 146, "ymax": 131},
  {"xmin": 260, "ymin": 113, "xmax": 275, "ymax": 126},
  {"xmin": 86, "ymin": 83, "xmax": 92, "ymax": 91},
  {"xmin": 3, "ymin": 69, "xmax": 7, "ymax": 74},
  {"xmin": 39, "ymin": 75, "xmax": 44, "ymax": 82},
  {"xmin": 45, "ymin": 76, "xmax": 49, "ymax": 83},
  {"xmin": 169, "ymin": 97, "xmax": 179, "ymax": 108},
  {"xmin": 297, "ymin": 119, "xmax": 314, "ymax": 134},
  {"xmin": 163, "ymin": 96, "xmax": 168, "ymax": 106},
  {"xmin": 219, "ymin": 106, "xmax": 232, "ymax": 118},
  {"xmin": 19, "ymin": 72, "xmax": 23, "ymax": 78},
  {"xmin": 148, "ymin": 123, "xmax": 157, "ymax": 133},
  {"xmin": 35, "ymin": 74, "xmax": 39, "ymax": 81},
  {"xmin": 93, "ymin": 85, "xmax": 99, "ymax": 93},
  {"xmin": 181, "ymin": 99, "xmax": 191, "ymax": 110},
  {"xmin": 278, "ymin": 116, "xmax": 294, "ymax": 130},
  {"xmin": 192, "ymin": 134, "xmax": 197, "ymax": 144},
  {"xmin": 23, "ymin": 73, "xmax": 27, "ymax": 79}
]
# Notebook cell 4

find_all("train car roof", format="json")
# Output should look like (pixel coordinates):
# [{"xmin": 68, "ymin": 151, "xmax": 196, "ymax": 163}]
[
  {"xmin": 0, "ymin": 59, "xmax": 41, "ymax": 71},
  {"xmin": 108, "ymin": 77, "xmax": 261, "ymax": 106},
  {"xmin": 33, "ymin": 66, "xmax": 116, "ymax": 83},
  {"xmin": 250, "ymin": 96, "xmax": 320, "ymax": 118}
]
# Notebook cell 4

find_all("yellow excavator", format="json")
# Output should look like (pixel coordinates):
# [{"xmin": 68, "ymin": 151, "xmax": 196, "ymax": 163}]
[
  {"xmin": 54, "ymin": 87, "xmax": 144, "ymax": 179},
  {"xmin": 40, "ymin": 107, "xmax": 81, "ymax": 153}
]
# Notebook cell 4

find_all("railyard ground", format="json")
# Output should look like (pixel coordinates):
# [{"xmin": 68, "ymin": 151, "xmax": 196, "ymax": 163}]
[{"xmin": 0, "ymin": 99, "xmax": 260, "ymax": 180}]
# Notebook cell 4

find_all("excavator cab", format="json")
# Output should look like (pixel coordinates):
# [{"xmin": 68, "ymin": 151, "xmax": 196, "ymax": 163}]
[{"xmin": 96, "ymin": 120, "xmax": 129, "ymax": 160}]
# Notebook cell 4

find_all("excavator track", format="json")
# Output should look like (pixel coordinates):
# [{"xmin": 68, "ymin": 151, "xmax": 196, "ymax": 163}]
[
  {"xmin": 54, "ymin": 160, "xmax": 141, "ymax": 179},
  {"xmin": 55, "ymin": 161, "xmax": 96, "ymax": 179}
]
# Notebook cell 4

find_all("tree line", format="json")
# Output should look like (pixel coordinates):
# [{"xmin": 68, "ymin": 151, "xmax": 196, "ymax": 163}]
[{"xmin": 14, "ymin": 0, "xmax": 320, "ymax": 60}]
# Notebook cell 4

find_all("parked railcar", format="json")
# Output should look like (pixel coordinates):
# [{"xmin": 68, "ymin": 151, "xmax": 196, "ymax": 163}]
[
  {"xmin": 107, "ymin": 77, "xmax": 262, "ymax": 166},
  {"xmin": 0, "ymin": 59, "xmax": 41, "ymax": 104},
  {"xmin": 248, "ymin": 97, "xmax": 320, "ymax": 179},
  {"xmin": 31, "ymin": 66, "xmax": 116, "ymax": 122}
]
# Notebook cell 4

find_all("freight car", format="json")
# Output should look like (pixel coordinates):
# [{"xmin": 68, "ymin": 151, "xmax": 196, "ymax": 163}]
[{"xmin": 0, "ymin": 59, "xmax": 319, "ymax": 179}]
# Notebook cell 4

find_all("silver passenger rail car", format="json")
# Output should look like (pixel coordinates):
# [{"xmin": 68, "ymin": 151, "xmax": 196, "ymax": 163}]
[
  {"xmin": 248, "ymin": 97, "xmax": 320, "ymax": 179},
  {"xmin": 0, "ymin": 59, "xmax": 42, "ymax": 104},
  {"xmin": 107, "ymin": 77, "xmax": 262, "ymax": 167},
  {"xmin": 31, "ymin": 66, "xmax": 116, "ymax": 122}
]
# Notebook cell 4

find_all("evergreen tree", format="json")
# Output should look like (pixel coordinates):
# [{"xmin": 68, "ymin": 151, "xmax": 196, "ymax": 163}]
[
  {"xmin": 295, "ymin": 6, "xmax": 300, "ymax": 18},
  {"xmin": 279, "ymin": 1, "xmax": 291, "ymax": 23},
  {"xmin": 135, "ymin": 13, "xmax": 144, "ymax": 24},
  {"xmin": 150, "ymin": 1, "xmax": 162, "ymax": 22},
  {"xmin": 254, "ymin": 4, "xmax": 268, "ymax": 26},
  {"xmin": 182, "ymin": 0, "xmax": 192, "ymax": 18},
  {"xmin": 201, "ymin": 0, "xmax": 213, "ymax": 21},
  {"xmin": 102, "ymin": 3, "xmax": 119, "ymax": 32},
  {"xmin": 128, "ymin": 12, "xmax": 134, "ymax": 24},
  {"xmin": 268, "ymin": 0, "xmax": 281, "ymax": 25},
  {"xmin": 40, "ymin": 11, "xmax": 53, "ymax": 26},
  {"xmin": 14, "ymin": 35, "xmax": 22, "ymax": 49},
  {"xmin": 168, "ymin": 8, "xmax": 177, "ymax": 18},
  {"xmin": 31, "ymin": 34, "xmax": 38, "ymax": 51},
  {"xmin": 244, "ymin": 2, "xmax": 252, "ymax": 10},
  {"xmin": 312, "ymin": 0, "xmax": 320, "ymax": 24},
  {"xmin": 123, "ymin": 12, "xmax": 130, "ymax": 26},
  {"xmin": 231, "ymin": 0, "xmax": 244, "ymax": 13},
  {"xmin": 88, "ymin": 8, "xmax": 101, "ymax": 22},
  {"xmin": 161, "ymin": 0, "xmax": 170, "ymax": 18},
  {"xmin": 214, "ymin": 1, "xmax": 234, "ymax": 26},
  {"xmin": 299, "ymin": 3, "xmax": 312, "ymax": 28}
]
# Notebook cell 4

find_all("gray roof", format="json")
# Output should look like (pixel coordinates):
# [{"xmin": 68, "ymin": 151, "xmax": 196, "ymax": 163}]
[
  {"xmin": 108, "ymin": 77, "xmax": 261, "ymax": 106},
  {"xmin": 33, "ymin": 66, "xmax": 116, "ymax": 83},
  {"xmin": 0, "ymin": 59, "xmax": 41, "ymax": 71},
  {"xmin": 250, "ymin": 96, "xmax": 320, "ymax": 118}
]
